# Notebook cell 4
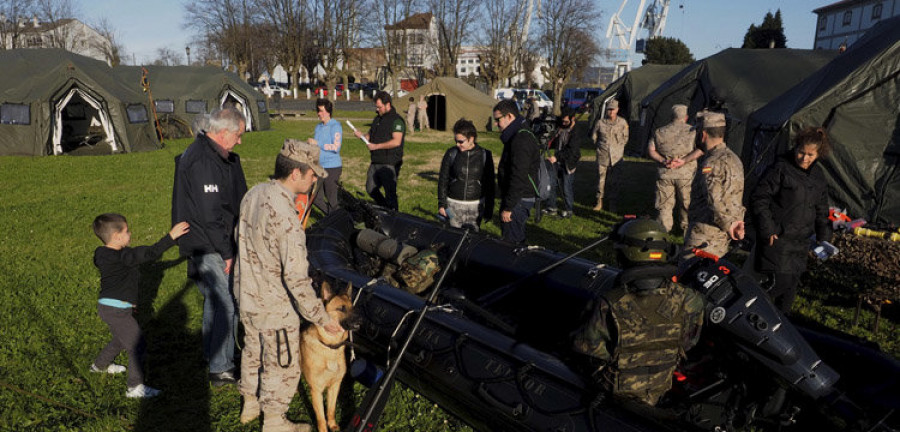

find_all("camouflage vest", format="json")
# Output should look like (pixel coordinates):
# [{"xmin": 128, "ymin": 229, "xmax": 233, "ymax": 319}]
[{"xmin": 605, "ymin": 279, "xmax": 689, "ymax": 405}]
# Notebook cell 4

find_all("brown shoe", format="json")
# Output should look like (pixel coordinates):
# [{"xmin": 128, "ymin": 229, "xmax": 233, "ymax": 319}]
[
  {"xmin": 263, "ymin": 413, "xmax": 312, "ymax": 432},
  {"xmin": 240, "ymin": 395, "xmax": 260, "ymax": 424}
]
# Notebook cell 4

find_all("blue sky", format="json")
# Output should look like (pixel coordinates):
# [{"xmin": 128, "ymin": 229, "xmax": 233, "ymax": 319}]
[{"xmin": 82, "ymin": 0, "xmax": 827, "ymax": 66}]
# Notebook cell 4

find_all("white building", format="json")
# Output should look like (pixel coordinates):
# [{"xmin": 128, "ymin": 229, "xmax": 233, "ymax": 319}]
[
  {"xmin": 0, "ymin": 17, "xmax": 113, "ymax": 64},
  {"xmin": 384, "ymin": 12, "xmax": 439, "ymax": 70},
  {"xmin": 456, "ymin": 47, "xmax": 482, "ymax": 77},
  {"xmin": 813, "ymin": 0, "xmax": 900, "ymax": 49}
]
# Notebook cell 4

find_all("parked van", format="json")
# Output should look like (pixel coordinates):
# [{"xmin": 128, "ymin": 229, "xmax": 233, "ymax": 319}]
[{"xmin": 562, "ymin": 87, "xmax": 601, "ymax": 112}]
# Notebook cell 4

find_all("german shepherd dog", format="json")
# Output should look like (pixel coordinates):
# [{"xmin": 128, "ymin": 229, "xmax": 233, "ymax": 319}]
[{"xmin": 301, "ymin": 281, "xmax": 360, "ymax": 432}]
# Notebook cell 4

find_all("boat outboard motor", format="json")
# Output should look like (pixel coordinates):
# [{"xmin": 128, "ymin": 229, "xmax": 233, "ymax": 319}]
[{"xmin": 678, "ymin": 255, "xmax": 839, "ymax": 399}]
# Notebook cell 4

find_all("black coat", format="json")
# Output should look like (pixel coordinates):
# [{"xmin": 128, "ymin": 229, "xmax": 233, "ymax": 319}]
[
  {"xmin": 438, "ymin": 145, "xmax": 495, "ymax": 220},
  {"xmin": 548, "ymin": 127, "xmax": 581, "ymax": 171},
  {"xmin": 751, "ymin": 155, "xmax": 832, "ymax": 274},
  {"xmin": 497, "ymin": 117, "xmax": 539, "ymax": 212}
]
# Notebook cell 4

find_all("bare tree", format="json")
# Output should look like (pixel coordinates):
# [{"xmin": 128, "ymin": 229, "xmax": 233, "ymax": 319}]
[
  {"xmin": 535, "ymin": 0, "xmax": 600, "ymax": 115},
  {"xmin": 34, "ymin": 0, "xmax": 77, "ymax": 49},
  {"xmin": 427, "ymin": 0, "xmax": 477, "ymax": 77},
  {"xmin": 255, "ymin": 0, "xmax": 311, "ymax": 92},
  {"xmin": 0, "ymin": 0, "xmax": 36, "ymax": 49},
  {"xmin": 312, "ymin": 0, "xmax": 365, "ymax": 98},
  {"xmin": 184, "ymin": 0, "xmax": 262, "ymax": 79},
  {"xmin": 153, "ymin": 47, "xmax": 183, "ymax": 66},
  {"xmin": 478, "ymin": 0, "xmax": 529, "ymax": 92},
  {"xmin": 92, "ymin": 17, "xmax": 122, "ymax": 66},
  {"xmin": 366, "ymin": 0, "xmax": 417, "ymax": 96}
]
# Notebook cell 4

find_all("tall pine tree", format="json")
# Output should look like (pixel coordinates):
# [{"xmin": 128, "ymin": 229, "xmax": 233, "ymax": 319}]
[{"xmin": 742, "ymin": 10, "xmax": 787, "ymax": 49}]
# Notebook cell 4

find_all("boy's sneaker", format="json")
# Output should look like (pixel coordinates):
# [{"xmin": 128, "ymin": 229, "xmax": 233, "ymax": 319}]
[
  {"xmin": 91, "ymin": 363, "xmax": 126, "ymax": 374},
  {"xmin": 541, "ymin": 207, "xmax": 558, "ymax": 215},
  {"xmin": 126, "ymin": 384, "xmax": 161, "ymax": 399}
]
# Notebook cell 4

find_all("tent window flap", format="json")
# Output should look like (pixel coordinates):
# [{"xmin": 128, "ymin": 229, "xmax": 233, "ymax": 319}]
[
  {"xmin": 1, "ymin": 104, "xmax": 30, "ymax": 125},
  {"xmin": 126, "ymin": 104, "xmax": 149, "ymax": 123},
  {"xmin": 186, "ymin": 100, "xmax": 206, "ymax": 114},
  {"xmin": 257, "ymin": 101, "xmax": 267, "ymax": 113},
  {"xmin": 155, "ymin": 100, "xmax": 175, "ymax": 113}
]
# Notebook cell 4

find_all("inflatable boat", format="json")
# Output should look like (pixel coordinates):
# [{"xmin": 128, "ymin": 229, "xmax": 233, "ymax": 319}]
[{"xmin": 306, "ymin": 199, "xmax": 900, "ymax": 432}]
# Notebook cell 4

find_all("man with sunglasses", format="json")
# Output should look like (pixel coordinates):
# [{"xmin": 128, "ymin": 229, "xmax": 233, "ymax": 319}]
[{"xmin": 493, "ymin": 99, "xmax": 539, "ymax": 245}]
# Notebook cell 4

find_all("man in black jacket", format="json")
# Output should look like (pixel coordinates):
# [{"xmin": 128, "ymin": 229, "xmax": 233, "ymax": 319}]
[
  {"xmin": 494, "ymin": 99, "xmax": 539, "ymax": 245},
  {"xmin": 354, "ymin": 91, "xmax": 405, "ymax": 211},
  {"xmin": 542, "ymin": 110, "xmax": 581, "ymax": 218},
  {"xmin": 172, "ymin": 107, "xmax": 248, "ymax": 386}
]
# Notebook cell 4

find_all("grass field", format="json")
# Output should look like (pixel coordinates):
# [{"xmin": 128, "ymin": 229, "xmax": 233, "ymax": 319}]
[{"xmin": 0, "ymin": 116, "xmax": 896, "ymax": 431}]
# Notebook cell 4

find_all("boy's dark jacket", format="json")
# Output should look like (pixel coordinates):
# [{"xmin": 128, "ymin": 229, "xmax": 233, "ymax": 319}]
[
  {"xmin": 497, "ymin": 117, "xmax": 539, "ymax": 212},
  {"xmin": 94, "ymin": 235, "xmax": 176, "ymax": 304}
]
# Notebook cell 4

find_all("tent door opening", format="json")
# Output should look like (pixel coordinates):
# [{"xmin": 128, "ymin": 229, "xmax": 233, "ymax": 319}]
[
  {"xmin": 220, "ymin": 90, "xmax": 253, "ymax": 131},
  {"xmin": 427, "ymin": 94, "xmax": 446, "ymax": 131},
  {"xmin": 52, "ymin": 88, "xmax": 117, "ymax": 155}
]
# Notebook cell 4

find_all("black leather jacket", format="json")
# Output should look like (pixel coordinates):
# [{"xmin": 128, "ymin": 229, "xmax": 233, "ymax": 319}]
[{"xmin": 438, "ymin": 145, "xmax": 495, "ymax": 219}]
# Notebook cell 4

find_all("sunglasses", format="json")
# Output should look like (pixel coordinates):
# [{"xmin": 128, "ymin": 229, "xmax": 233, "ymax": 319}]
[{"xmin": 455, "ymin": 139, "xmax": 467, "ymax": 144}]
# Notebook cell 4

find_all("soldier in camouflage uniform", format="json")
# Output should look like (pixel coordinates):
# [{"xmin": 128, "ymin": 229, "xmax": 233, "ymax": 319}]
[
  {"xmin": 234, "ymin": 140, "xmax": 343, "ymax": 432},
  {"xmin": 647, "ymin": 104, "xmax": 704, "ymax": 233},
  {"xmin": 683, "ymin": 110, "xmax": 746, "ymax": 260},
  {"xmin": 591, "ymin": 99, "xmax": 629, "ymax": 211},
  {"xmin": 573, "ymin": 219, "xmax": 704, "ymax": 406}
]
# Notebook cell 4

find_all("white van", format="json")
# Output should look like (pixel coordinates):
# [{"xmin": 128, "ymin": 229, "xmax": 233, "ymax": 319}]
[{"xmin": 495, "ymin": 88, "xmax": 553, "ymax": 113}]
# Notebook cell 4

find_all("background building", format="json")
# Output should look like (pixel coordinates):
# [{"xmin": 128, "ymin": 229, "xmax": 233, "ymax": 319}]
[{"xmin": 813, "ymin": 0, "xmax": 900, "ymax": 49}]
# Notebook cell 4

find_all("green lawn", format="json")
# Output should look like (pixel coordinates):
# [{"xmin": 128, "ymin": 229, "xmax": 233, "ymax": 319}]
[{"xmin": 0, "ymin": 118, "xmax": 895, "ymax": 431}]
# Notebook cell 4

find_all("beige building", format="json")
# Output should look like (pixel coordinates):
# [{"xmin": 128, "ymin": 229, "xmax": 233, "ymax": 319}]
[{"xmin": 0, "ymin": 17, "xmax": 113, "ymax": 65}]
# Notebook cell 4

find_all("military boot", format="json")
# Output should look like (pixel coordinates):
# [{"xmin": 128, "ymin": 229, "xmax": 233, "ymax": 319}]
[
  {"xmin": 240, "ymin": 395, "xmax": 260, "ymax": 424},
  {"xmin": 262, "ymin": 413, "xmax": 312, "ymax": 432}
]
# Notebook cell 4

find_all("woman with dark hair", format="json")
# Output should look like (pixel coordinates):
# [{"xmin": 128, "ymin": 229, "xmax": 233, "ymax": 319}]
[
  {"xmin": 308, "ymin": 98, "xmax": 343, "ymax": 213},
  {"xmin": 751, "ymin": 126, "xmax": 833, "ymax": 314},
  {"xmin": 437, "ymin": 119, "xmax": 495, "ymax": 230}
]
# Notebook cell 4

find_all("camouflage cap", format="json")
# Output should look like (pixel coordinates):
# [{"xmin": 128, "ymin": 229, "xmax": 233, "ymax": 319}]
[
  {"xmin": 694, "ymin": 110, "xmax": 726, "ymax": 129},
  {"xmin": 281, "ymin": 139, "xmax": 327, "ymax": 178},
  {"xmin": 606, "ymin": 100, "xmax": 619, "ymax": 110},
  {"xmin": 671, "ymin": 104, "xmax": 688, "ymax": 119}
]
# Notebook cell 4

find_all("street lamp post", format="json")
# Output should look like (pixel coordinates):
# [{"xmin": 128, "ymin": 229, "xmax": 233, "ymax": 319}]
[{"xmin": 185, "ymin": 46, "xmax": 191, "ymax": 66}]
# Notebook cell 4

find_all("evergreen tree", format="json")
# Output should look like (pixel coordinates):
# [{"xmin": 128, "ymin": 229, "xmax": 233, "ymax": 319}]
[
  {"xmin": 742, "ymin": 10, "xmax": 787, "ymax": 49},
  {"xmin": 643, "ymin": 37, "xmax": 694, "ymax": 65}
]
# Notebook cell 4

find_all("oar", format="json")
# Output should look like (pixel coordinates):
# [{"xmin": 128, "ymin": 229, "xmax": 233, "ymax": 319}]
[
  {"xmin": 346, "ymin": 229, "xmax": 470, "ymax": 432},
  {"xmin": 477, "ymin": 235, "xmax": 610, "ymax": 307}
]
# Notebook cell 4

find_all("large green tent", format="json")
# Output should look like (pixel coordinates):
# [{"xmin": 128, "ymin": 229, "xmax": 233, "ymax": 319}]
[
  {"xmin": 0, "ymin": 49, "xmax": 160, "ymax": 156},
  {"xmin": 744, "ymin": 16, "xmax": 900, "ymax": 225},
  {"xmin": 112, "ymin": 65, "xmax": 269, "ymax": 138},
  {"xmin": 394, "ymin": 77, "xmax": 497, "ymax": 132},
  {"xmin": 588, "ymin": 64, "xmax": 687, "ymax": 155},
  {"xmin": 639, "ymin": 48, "xmax": 837, "ymax": 157}
]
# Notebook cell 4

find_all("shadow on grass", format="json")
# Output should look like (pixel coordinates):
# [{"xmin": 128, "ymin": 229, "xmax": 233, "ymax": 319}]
[{"xmin": 135, "ymin": 262, "xmax": 211, "ymax": 432}]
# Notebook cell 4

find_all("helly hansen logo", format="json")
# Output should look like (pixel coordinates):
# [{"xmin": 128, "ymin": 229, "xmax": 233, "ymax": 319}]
[{"xmin": 204, "ymin": 184, "xmax": 219, "ymax": 193}]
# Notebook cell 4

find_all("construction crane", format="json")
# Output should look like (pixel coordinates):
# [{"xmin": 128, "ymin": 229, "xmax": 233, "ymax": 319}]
[{"xmin": 606, "ymin": 0, "xmax": 672, "ymax": 78}]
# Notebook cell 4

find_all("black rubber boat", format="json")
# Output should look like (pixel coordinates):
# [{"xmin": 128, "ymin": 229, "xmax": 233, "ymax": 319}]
[{"xmin": 306, "ymin": 201, "xmax": 900, "ymax": 432}]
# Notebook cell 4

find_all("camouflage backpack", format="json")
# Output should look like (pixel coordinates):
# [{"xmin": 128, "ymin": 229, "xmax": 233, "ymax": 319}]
[{"xmin": 397, "ymin": 249, "xmax": 441, "ymax": 294}]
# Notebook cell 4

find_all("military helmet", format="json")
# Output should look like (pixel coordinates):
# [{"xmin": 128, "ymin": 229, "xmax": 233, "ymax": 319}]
[{"xmin": 612, "ymin": 218, "xmax": 672, "ymax": 264}]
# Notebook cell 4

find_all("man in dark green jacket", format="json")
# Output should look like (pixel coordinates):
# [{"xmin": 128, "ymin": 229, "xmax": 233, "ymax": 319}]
[{"xmin": 354, "ymin": 91, "xmax": 405, "ymax": 211}]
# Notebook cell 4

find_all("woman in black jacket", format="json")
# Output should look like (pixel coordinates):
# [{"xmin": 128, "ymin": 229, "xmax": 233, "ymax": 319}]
[
  {"xmin": 438, "ymin": 119, "xmax": 495, "ymax": 230},
  {"xmin": 751, "ymin": 127, "xmax": 833, "ymax": 314}
]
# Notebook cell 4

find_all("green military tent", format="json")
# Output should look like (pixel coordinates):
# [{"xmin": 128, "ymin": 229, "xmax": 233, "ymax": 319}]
[
  {"xmin": 639, "ymin": 48, "xmax": 837, "ymax": 157},
  {"xmin": 744, "ymin": 16, "xmax": 900, "ymax": 225},
  {"xmin": 394, "ymin": 77, "xmax": 497, "ymax": 131},
  {"xmin": 0, "ymin": 49, "xmax": 160, "ymax": 156},
  {"xmin": 588, "ymin": 64, "xmax": 687, "ymax": 155},
  {"xmin": 112, "ymin": 65, "xmax": 269, "ymax": 138}
]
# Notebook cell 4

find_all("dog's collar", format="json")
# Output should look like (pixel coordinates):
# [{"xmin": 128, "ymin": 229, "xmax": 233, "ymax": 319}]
[{"xmin": 317, "ymin": 337, "xmax": 350, "ymax": 350}]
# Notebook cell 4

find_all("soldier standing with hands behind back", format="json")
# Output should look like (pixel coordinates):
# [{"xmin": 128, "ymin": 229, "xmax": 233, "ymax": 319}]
[
  {"xmin": 683, "ymin": 110, "xmax": 745, "ymax": 259},
  {"xmin": 592, "ymin": 100, "xmax": 629, "ymax": 212},
  {"xmin": 647, "ymin": 104, "xmax": 703, "ymax": 233}
]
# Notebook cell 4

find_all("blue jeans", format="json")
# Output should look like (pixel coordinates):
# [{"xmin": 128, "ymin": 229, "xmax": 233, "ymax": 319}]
[
  {"xmin": 544, "ymin": 164, "xmax": 575, "ymax": 212},
  {"xmin": 501, "ymin": 198, "xmax": 534, "ymax": 245},
  {"xmin": 192, "ymin": 253, "xmax": 236, "ymax": 374}
]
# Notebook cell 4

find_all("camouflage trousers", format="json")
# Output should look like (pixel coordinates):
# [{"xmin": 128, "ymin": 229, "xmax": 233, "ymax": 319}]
[
  {"xmin": 682, "ymin": 222, "xmax": 731, "ymax": 261},
  {"xmin": 240, "ymin": 315, "xmax": 302, "ymax": 416},
  {"xmin": 654, "ymin": 177, "xmax": 691, "ymax": 233},
  {"xmin": 596, "ymin": 154, "xmax": 622, "ymax": 206}
]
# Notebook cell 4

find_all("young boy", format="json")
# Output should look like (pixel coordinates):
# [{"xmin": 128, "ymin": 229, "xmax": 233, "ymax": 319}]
[{"xmin": 90, "ymin": 213, "xmax": 189, "ymax": 398}]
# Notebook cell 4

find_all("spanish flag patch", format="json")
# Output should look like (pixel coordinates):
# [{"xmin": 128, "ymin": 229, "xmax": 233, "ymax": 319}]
[
  {"xmin": 702, "ymin": 166, "xmax": 713, "ymax": 174},
  {"xmin": 649, "ymin": 252, "xmax": 663, "ymax": 260}
]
